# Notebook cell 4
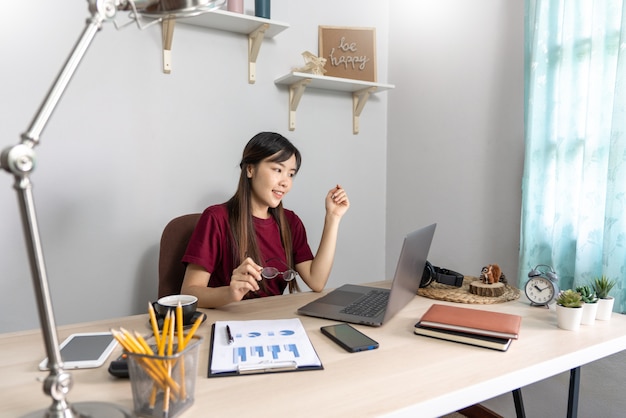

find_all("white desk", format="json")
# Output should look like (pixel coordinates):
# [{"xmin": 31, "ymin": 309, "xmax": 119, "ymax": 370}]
[{"xmin": 2, "ymin": 282, "xmax": 625, "ymax": 417}]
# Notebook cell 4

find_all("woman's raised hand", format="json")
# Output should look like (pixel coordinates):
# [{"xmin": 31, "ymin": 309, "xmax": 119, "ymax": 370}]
[{"xmin": 326, "ymin": 184, "xmax": 350, "ymax": 218}]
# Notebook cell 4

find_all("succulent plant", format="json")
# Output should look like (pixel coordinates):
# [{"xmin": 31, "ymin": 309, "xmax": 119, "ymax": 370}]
[
  {"xmin": 591, "ymin": 276, "xmax": 616, "ymax": 299},
  {"xmin": 556, "ymin": 289, "xmax": 583, "ymax": 308},
  {"xmin": 575, "ymin": 285, "xmax": 598, "ymax": 304}
]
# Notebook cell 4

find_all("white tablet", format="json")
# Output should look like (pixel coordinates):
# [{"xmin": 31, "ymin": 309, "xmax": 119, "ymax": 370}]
[{"xmin": 38, "ymin": 332, "xmax": 118, "ymax": 370}]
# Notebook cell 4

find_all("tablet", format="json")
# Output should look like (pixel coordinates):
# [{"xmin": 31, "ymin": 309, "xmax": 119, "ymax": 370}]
[{"xmin": 38, "ymin": 332, "xmax": 118, "ymax": 370}]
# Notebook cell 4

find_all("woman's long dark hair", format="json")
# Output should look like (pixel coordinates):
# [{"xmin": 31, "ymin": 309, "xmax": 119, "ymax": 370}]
[{"xmin": 226, "ymin": 132, "xmax": 302, "ymax": 293}]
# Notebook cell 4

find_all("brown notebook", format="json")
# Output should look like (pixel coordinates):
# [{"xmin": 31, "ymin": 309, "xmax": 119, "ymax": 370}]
[{"xmin": 418, "ymin": 303, "xmax": 522, "ymax": 339}]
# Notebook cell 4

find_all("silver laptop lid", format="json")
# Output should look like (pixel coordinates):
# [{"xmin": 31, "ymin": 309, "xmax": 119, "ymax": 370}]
[{"xmin": 381, "ymin": 223, "xmax": 436, "ymax": 323}]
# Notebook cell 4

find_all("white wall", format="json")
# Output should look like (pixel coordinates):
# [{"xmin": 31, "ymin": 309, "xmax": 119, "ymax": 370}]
[
  {"xmin": 0, "ymin": 0, "xmax": 389, "ymax": 333},
  {"xmin": 387, "ymin": 0, "xmax": 524, "ymax": 282}
]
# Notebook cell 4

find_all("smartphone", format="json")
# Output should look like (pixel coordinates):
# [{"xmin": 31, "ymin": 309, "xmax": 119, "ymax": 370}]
[
  {"xmin": 320, "ymin": 323, "xmax": 379, "ymax": 353},
  {"xmin": 39, "ymin": 332, "xmax": 118, "ymax": 370}
]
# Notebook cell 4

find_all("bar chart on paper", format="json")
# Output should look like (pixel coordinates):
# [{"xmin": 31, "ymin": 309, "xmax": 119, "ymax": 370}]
[
  {"xmin": 209, "ymin": 318, "xmax": 322, "ymax": 375},
  {"xmin": 233, "ymin": 343, "xmax": 300, "ymax": 362}
]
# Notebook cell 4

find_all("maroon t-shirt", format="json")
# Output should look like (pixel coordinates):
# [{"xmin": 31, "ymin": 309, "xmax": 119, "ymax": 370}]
[{"xmin": 182, "ymin": 204, "xmax": 314, "ymax": 297}]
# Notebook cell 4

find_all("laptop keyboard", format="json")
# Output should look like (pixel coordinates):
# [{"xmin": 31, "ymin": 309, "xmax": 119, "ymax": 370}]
[{"xmin": 340, "ymin": 290, "xmax": 389, "ymax": 318}]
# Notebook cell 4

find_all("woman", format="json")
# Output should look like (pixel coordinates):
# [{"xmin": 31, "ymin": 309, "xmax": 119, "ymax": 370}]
[{"xmin": 180, "ymin": 132, "xmax": 350, "ymax": 308}]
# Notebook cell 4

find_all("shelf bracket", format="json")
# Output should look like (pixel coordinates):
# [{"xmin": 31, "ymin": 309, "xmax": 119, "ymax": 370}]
[
  {"xmin": 162, "ymin": 17, "xmax": 175, "ymax": 74},
  {"xmin": 352, "ymin": 86, "xmax": 377, "ymax": 134},
  {"xmin": 288, "ymin": 78, "xmax": 312, "ymax": 131},
  {"xmin": 248, "ymin": 23, "xmax": 269, "ymax": 84}
]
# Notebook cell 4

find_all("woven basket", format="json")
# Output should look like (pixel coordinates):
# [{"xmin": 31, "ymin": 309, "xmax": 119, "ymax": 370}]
[{"xmin": 417, "ymin": 276, "xmax": 520, "ymax": 304}]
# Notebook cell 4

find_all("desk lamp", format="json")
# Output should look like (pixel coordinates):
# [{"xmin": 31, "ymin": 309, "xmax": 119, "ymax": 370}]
[{"xmin": 0, "ymin": 1, "xmax": 224, "ymax": 417}]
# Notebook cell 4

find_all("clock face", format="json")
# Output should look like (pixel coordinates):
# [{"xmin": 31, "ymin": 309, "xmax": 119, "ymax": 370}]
[{"xmin": 525, "ymin": 277, "xmax": 556, "ymax": 305}]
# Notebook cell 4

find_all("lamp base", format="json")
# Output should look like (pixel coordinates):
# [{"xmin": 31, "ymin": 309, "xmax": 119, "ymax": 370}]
[{"xmin": 22, "ymin": 402, "xmax": 133, "ymax": 418}]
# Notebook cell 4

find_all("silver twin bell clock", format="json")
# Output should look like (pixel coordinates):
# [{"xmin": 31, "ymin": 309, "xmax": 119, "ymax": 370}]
[{"xmin": 524, "ymin": 264, "xmax": 560, "ymax": 307}]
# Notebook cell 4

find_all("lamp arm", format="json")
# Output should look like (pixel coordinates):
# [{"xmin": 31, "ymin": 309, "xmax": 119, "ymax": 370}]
[
  {"xmin": 0, "ymin": 2, "xmax": 116, "ymax": 416},
  {"xmin": 24, "ymin": 4, "xmax": 110, "ymax": 146}
]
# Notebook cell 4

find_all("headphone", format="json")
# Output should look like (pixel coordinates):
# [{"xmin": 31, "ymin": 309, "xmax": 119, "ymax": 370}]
[
  {"xmin": 420, "ymin": 261, "xmax": 464, "ymax": 288},
  {"xmin": 528, "ymin": 264, "xmax": 558, "ymax": 281}
]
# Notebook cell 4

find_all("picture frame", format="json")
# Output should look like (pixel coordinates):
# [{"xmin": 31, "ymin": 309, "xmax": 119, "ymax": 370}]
[{"xmin": 318, "ymin": 26, "xmax": 377, "ymax": 82}]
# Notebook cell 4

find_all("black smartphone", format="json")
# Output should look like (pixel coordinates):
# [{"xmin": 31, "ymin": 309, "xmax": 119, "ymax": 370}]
[{"xmin": 320, "ymin": 323, "xmax": 379, "ymax": 353}]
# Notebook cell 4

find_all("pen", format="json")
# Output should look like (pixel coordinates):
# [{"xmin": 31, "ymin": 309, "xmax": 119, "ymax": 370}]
[{"xmin": 226, "ymin": 325, "xmax": 234, "ymax": 344}]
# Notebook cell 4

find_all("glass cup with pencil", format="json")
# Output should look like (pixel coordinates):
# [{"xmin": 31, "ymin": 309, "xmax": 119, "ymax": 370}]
[{"xmin": 112, "ymin": 300, "xmax": 204, "ymax": 418}]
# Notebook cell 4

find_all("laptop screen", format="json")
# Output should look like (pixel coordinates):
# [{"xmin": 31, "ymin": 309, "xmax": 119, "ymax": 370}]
[{"xmin": 382, "ymin": 223, "xmax": 436, "ymax": 323}]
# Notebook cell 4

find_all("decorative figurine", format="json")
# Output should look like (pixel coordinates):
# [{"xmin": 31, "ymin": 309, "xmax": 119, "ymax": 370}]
[
  {"xmin": 480, "ymin": 264, "xmax": 506, "ymax": 284},
  {"xmin": 469, "ymin": 264, "xmax": 507, "ymax": 297},
  {"xmin": 292, "ymin": 51, "xmax": 327, "ymax": 75}
]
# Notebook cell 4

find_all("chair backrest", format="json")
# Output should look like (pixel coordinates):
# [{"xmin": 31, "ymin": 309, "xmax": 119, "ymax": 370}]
[{"xmin": 158, "ymin": 213, "xmax": 201, "ymax": 298}]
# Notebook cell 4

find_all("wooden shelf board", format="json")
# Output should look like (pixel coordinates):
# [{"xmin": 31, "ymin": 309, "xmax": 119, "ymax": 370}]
[
  {"xmin": 274, "ymin": 72, "xmax": 395, "ymax": 92},
  {"xmin": 180, "ymin": 9, "xmax": 289, "ymax": 37}
]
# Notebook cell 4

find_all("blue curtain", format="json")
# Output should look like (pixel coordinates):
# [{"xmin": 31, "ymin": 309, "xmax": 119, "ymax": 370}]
[{"xmin": 522, "ymin": 0, "xmax": 626, "ymax": 313}]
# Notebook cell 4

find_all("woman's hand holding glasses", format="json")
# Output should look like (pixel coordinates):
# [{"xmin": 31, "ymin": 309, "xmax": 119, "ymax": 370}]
[
  {"xmin": 230, "ymin": 257, "xmax": 263, "ymax": 300},
  {"xmin": 230, "ymin": 257, "xmax": 297, "ymax": 301}
]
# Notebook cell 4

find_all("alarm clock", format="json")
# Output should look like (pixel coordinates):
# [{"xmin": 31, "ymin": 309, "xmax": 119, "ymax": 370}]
[{"xmin": 525, "ymin": 264, "xmax": 559, "ymax": 307}]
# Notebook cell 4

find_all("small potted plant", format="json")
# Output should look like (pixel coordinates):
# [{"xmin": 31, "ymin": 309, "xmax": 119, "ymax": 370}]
[
  {"xmin": 555, "ymin": 289, "xmax": 583, "ymax": 331},
  {"xmin": 592, "ymin": 276, "xmax": 617, "ymax": 321},
  {"xmin": 575, "ymin": 285, "xmax": 598, "ymax": 325}
]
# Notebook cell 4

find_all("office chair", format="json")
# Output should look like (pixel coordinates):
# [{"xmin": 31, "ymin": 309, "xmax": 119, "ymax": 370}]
[{"xmin": 158, "ymin": 213, "xmax": 201, "ymax": 298}]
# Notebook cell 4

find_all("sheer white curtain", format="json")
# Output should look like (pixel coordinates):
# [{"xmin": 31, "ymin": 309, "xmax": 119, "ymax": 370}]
[{"xmin": 521, "ymin": 0, "xmax": 626, "ymax": 312}]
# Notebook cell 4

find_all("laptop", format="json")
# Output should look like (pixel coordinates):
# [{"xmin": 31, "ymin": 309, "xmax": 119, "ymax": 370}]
[{"xmin": 297, "ymin": 223, "xmax": 436, "ymax": 326}]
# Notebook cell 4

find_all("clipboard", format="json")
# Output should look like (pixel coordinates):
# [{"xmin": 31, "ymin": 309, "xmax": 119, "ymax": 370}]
[{"xmin": 207, "ymin": 318, "xmax": 323, "ymax": 377}]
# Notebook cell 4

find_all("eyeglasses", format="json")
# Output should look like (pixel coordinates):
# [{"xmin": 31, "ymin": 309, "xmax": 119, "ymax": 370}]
[{"xmin": 261, "ymin": 258, "xmax": 298, "ymax": 282}]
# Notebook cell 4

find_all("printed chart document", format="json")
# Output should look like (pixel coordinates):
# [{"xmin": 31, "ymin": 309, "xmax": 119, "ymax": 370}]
[{"xmin": 208, "ymin": 318, "xmax": 323, "ymax": 376}]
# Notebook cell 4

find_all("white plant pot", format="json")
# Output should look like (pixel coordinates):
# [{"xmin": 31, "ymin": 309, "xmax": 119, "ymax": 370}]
[
  {"xmin": 596, "ymin": 297, "xmax": 615, "ymax": 321},
  {"xmin": 581, "ymin": 302, "xmax": 598, "ymax": 325},
  {"xmin": 556, "ymin": 304, "xmax": 583, "ymax": 331}
]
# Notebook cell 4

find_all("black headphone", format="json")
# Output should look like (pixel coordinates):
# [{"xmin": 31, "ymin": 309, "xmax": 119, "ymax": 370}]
[
  {"xmin": 420, "ymin": 261, "xmax": 464, "ymax": 288},
  {"xmin": 528, "ymin": 264, "xmax": 558, "ymax": 281}
]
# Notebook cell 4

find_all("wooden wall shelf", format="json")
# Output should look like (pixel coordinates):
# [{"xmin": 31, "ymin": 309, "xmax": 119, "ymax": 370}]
[
  {"xmin": 163, "ymin": 9, "xmax": 289, "ymax": 82},
  {"xmin": 274, "ymin": 72, "xmax": 395, "ymax": 134}
]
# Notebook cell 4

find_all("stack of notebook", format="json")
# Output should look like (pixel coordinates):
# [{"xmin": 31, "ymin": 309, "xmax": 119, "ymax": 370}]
[{"xmin": 414, "ymin": 304, "xmax": 522, "ymax": 351}]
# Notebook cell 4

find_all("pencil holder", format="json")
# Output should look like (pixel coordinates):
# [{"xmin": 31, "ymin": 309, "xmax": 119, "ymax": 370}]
[{"xmin": 127, "ymin": 335, "xmax": 203, "ymax": 418}]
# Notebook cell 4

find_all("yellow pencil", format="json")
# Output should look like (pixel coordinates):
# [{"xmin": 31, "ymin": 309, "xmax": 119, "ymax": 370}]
[
  {"xmin": 167, "ymin": 313, "xmax": 175, "ymax": 357},
  {"xmin": 174, "ymin": 301, "xmax": 188, "ymax": 399},
  {"xmin": 167, "ymin": 314, "xmax": 174, "ymax": 356},
  {"xmin": 149, "ymin": 304, "xmax": 167, "ymax": 408},
  {"xmin": 148, "ymin": 382, "xmax": 158, "ymax": 408},
  {"xmin": 183, "ymin": 314, "xmax": 204, "ymax": 347},
  {"xmin": 112, "ymin": 330, "xmax": 171, "ymax": 392},
  {"xmin": 111, "ymin": 329, "xmax": 133, "ymax": 352},
  {"xmin": 134, "ymin": 331, "xmax": 155, "ymax": 356},
  {"xmin": 178, "ymin": 313, "xmax": 203, "ymax": 400},
  {"xmin": 159, "ymin": 311, "xmax": 171, "ymax": 356},
  {"xmin": 147, "ymin": 301, "xmax": 161, "ymax": 347},
  {"xmin": 163, "ymin": 313, "xmax": 176, "ymax": 416},
  {"xmin": 119, "ymin": 328, "xmax": 145, "ymax": 354},
  {"xmin": 147, "ymin": 303, "xmax": 162, "ymax": 407},
  {"xmin": 112, "ymin": 327, "xmax": 182, "ymax": 408},
  {"xmin": 176, "ymin": 302, "xmax": 184, "ymax": 351},
  {"xmin": 119, "ymin": 329, "xmax": 165, "ymax": 383}
]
